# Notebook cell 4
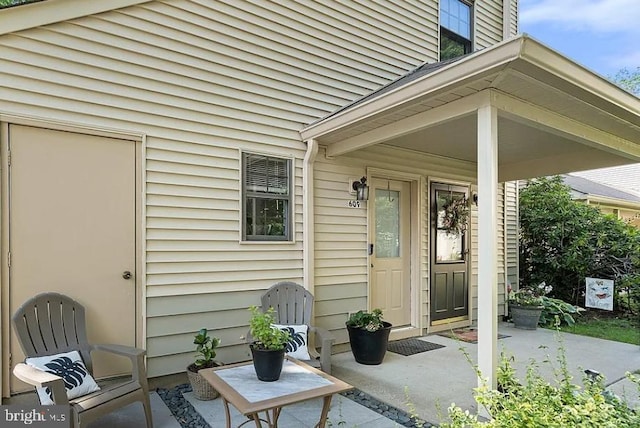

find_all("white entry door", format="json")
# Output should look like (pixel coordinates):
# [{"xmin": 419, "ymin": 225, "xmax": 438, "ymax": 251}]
[
  {"xmin": 6, "ymin": 125, "xmax": 137, "ymax": 394},
  {"xmin": 370, "ymin": 178, "xmax": 411, "ymax": 327}
]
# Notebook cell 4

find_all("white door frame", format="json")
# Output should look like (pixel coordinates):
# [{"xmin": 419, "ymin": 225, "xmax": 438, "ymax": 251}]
[
  {"xmin": 367, "ymin": 167, "xmax": 422, "ymax": 340},
  {"xmin": 0, "ymin": 116, "xmax": 146, "ymax": 399}
]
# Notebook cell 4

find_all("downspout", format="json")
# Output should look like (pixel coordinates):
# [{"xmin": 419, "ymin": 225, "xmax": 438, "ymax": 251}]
[
  {"xmin": 503, "ymin": 182, "xmax": 509, "ymax": 317},
  {"xmin": 303, "ymin": 139, "xmax": 318, "ymax": 295}
]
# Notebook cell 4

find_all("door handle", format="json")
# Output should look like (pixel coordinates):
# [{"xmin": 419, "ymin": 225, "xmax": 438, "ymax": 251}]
[
  {"xmin": 122, "ymin": 271, "xmax": 132, "ymax": 280},
  {"xmin": 368, "ymin": 244, "xmax": 374, "ymax": 255}
]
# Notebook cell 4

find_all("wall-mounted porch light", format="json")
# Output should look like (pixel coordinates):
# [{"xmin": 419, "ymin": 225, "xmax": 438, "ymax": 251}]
[{"xmin": 352, "ymin": 176, "xmax": 369, "ymax": 201}]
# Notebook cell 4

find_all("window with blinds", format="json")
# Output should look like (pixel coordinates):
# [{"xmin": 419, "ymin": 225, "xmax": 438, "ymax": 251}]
[{"xmin": 242, "ymin": 153, "xmax": 291, "ymax": 241}]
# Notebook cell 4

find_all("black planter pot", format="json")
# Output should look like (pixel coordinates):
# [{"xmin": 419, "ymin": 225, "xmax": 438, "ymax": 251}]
[
  {"xmin": 346, "ymin": 321, "xmax": 392, "ymax": 365},
  {"xmin": 250, "ymin": 344, "xmax": 285, "ymax": 381}
]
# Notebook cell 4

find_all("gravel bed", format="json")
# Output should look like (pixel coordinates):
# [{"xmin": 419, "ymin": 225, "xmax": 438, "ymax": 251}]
[
  {"xmin": 340, "ymin": 389, "xmax": 433, "ymax": 427},
  {"xmin": 156, "ymin": 383, "xmax": 211, "ymax": 428},
  {"xmin": 157, "ymin": 383, "xmax": 434, "ymax": 428}
]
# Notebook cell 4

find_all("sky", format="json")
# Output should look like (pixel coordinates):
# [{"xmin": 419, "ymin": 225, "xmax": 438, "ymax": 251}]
[{"xmin": 519, "ymin": 0, "xmax": 640, "ymax": 79}]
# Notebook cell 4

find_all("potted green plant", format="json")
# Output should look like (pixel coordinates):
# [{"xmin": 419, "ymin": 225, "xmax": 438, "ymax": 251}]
[
  {"xmin": 186, "ymin": 328, "xmax": 221, "ymax": 400},
  {"xmin": 345, "ymin": 308, "xmax": 392, "ymax": 365},
  {"xmin": 508, "ymin": 282, "xmax": 549, "ymax": 330},
  {"xmin": 248, "ymin": 306, "xmax": 290, "ymax": 381}
]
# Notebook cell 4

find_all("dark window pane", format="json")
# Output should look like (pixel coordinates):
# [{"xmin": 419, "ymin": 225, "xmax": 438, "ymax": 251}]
[
  {"xmin": 249, "ymin": 198, "xmax": 287, "ymax": 237},
  {"xmin": 435, "ymin": 189, "xmax": 466, "ymax": 262},
  {"xmin": 440, "ymin": 29, "xmax": 471, "ymax": 60},
  {"xmin": 245, "ymin": 198, "xmax": 254, "ymax": 236}
]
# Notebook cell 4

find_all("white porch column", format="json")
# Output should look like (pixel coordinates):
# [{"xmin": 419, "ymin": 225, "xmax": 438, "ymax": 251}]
[{"xmin": 477, "ymin": 104, "xmax": 499, "ymax": 390}]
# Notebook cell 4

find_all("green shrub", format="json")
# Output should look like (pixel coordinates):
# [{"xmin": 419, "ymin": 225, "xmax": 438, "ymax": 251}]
[
  {"xmin": 539, "ymin": 296, "xmax": 583, "ymax": 327},
  {"xmin": 519, "ymin": 176, "xmax": 640, "ymax": 310},
  {"xmin": 440, "ymin": 337, "xmax": 640, "ymax": 427}
]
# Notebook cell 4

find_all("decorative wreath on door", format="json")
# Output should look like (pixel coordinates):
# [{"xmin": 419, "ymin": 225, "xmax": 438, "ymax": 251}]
[{"xmin": 441, "ymin": 193, "xmax": 470, "ymax": 234}]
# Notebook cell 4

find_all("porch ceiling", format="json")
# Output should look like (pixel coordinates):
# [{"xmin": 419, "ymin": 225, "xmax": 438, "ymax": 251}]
[{"xmin": 301, "ymin": 35, "xmax": 640, "ymax": 182}]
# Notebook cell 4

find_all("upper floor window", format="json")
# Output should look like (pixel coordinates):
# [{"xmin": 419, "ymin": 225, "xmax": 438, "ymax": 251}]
[
  {"xmin": 440, "ymin": 0, "xmax": 472, "ymax": 61},
  {"xmin": 242, "ymin": 153, "xmax": 292, "ymax": 241}
]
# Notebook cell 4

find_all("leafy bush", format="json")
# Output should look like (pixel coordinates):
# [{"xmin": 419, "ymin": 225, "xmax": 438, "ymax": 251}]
[
  {"xmin": 440, "ymin": 337, "xmax": 640, "ymax": 427},
  {"xmin": 519, "ymin": 176, "xmax": 640, "ymax": 312},
  {"xmin": 539, "ymin": 296, "xmax": 583, "ymax": 327}
]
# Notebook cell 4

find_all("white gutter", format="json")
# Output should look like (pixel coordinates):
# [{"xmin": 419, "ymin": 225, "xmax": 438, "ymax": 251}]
[
  {"xmin": 302, "ymin": 139, "xmax": 318, "ymax": 295},
  {"xmin": 518, "ymin": 38, "xmax": 640, "ymax": 124}
]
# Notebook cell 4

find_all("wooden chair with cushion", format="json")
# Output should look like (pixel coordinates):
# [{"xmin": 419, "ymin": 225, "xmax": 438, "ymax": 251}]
[
  {"xmin": 12, "ymin": 292, "xmax": 153, "ymax": 428},
  {"xmin": 261, "ymin": 281, "xmax": 335, "ymax": 374}
]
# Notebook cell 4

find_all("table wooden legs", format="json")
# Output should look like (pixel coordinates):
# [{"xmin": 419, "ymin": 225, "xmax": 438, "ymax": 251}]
[
  {"xmin": 250, "ymin": 408, "xmax": 281, "ymax": 427},
  {"xmin": 316, "ymin": 395, "xmax": 333, "ymax": 428},
  {"xmin": 224, "ymin": 394, "xmax": 334, "ymax": 428},
  {"xmin": 222, "ymin": 397, "xmax": 232, "ymax": 428}
]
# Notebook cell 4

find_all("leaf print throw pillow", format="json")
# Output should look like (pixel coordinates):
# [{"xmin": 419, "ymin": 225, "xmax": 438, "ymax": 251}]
[
  {"xmin": 272, "ymin": 324, "xmax": 310, "ymax": 360},
  {"xmin": 26, "ymin": 350, "xmax": 100, "ymax": 405}
]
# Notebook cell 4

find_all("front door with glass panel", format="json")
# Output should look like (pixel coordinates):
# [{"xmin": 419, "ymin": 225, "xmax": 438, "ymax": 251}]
[
  {"xmin": 430, "ymin": 183, "xmax": 469, "ymax": 322},
  {"xmin": 370, "ymin": 178, "xmax": 411, "ymax": 328}
]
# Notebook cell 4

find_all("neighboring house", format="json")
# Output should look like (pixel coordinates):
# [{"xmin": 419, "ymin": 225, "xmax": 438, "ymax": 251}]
[
  {"xmin": 572, "ymin": 164, "xmax": 640, "ymax": 198},
  {"xmin": 1, "ymin": 0, "xmax": 639, "ymax": 396},
  {"xmin": 562, "ymin": 174, "xmax": 640, "ymax": 227}
]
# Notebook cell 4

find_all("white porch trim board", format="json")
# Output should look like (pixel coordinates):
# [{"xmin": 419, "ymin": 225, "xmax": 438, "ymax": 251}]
[{"xmin": 326, "ymin": 91, "xmax": 486, "ymax": 158}]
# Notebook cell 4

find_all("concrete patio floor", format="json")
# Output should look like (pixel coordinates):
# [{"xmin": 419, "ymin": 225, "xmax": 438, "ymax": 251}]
[
  {"xmin": 332, "ymin": 322, "xmax": 640, "ymax": 424},
  {"xmin": 4, "ymin": 323, "xmax": 639, "ymax": 427}
]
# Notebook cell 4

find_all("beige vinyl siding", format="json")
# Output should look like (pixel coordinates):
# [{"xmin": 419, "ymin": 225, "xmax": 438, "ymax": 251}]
[
  {"xmin": 509, "ymin": 0, "xmax": 519, "ymax": 37},
  {"xmin": 312, "ymin": 144, "xmax": 494, "ymax": 344},
  {"xmin": 475, "ymin": 0, "xmax": 504, "ymax": 49},
  {"xmin": 504, "ymin": 181, "xmax": 519, "ymax": 292},
  {"xmin": 469, "ymin": 185, "xmax": 506, "ymax": 322},
  {"xmin": 0, "ymin": 0, "xmax": 442, "ymax": 376},
  {"xmin": 419, "ymin": 0, "xmax": 441, "ymax": 63}
]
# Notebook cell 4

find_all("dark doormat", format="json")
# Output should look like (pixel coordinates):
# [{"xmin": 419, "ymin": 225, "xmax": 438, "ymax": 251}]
[{"xmin": 387, "ymin": 338, "xmax": 445, "ymax": 356}]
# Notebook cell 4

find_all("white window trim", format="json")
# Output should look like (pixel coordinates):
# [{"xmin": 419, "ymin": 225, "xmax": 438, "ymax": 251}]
[{"xmin": 239, "ymin": 150, "xmax": 295, "ymax": 243}]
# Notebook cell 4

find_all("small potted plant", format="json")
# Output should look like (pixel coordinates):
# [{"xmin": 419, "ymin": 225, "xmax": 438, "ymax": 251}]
[
  {"xmin": 508, "ymin": 282, "xmax": 550, "ymax": 330},
  {"xmin": 345, "ymin": 308, "xmax": 392, "ymax": 365},
  {"xmin": 248, "ymin": 306, "xmax": 290, "ymax": 381},
  {"xmin": 186, "ymin": 328, "xmax": 221, "ymax": 400}
]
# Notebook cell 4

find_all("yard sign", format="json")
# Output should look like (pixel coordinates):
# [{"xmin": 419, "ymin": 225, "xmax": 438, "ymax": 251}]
[{"xmin": 585, "ymin": 277, "xmax": 614, "ymax": 311}]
